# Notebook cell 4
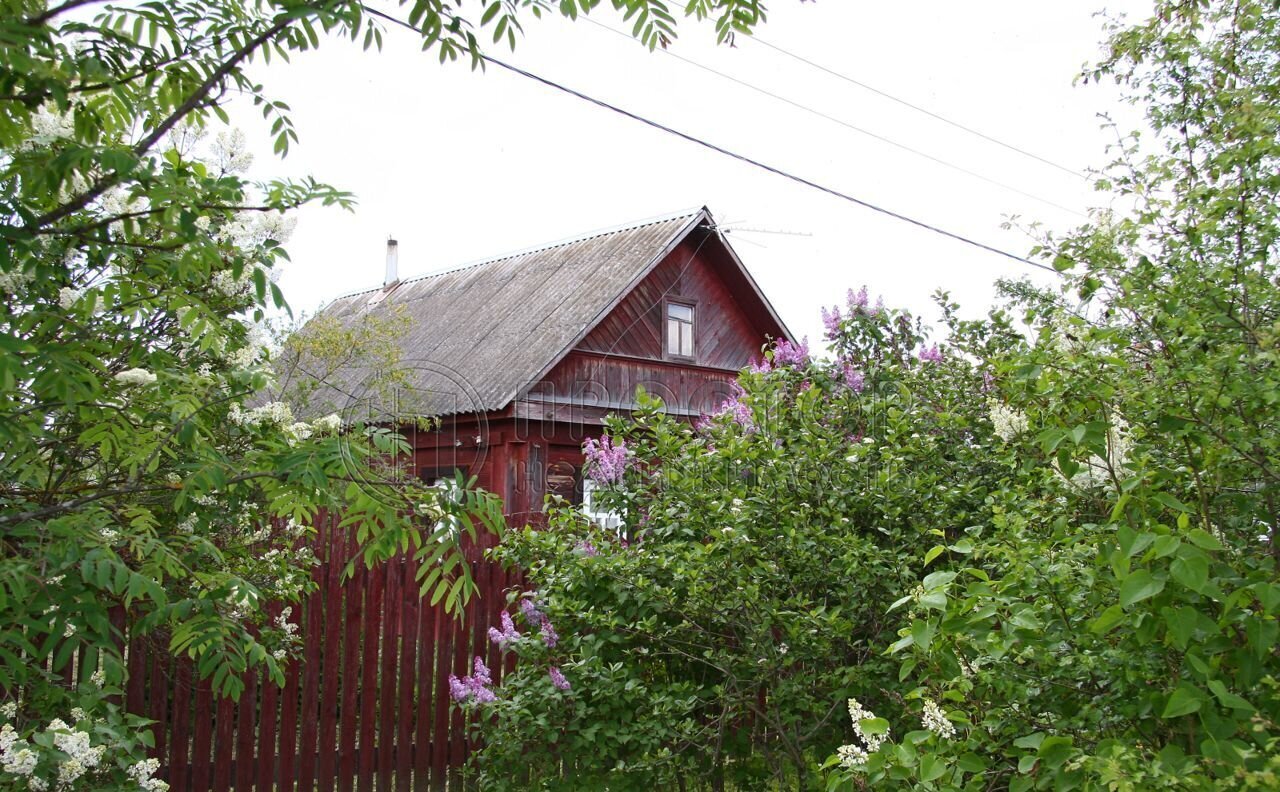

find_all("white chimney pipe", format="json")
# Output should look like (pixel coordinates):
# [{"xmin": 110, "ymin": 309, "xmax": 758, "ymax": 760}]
[{"xmin": 384, "ymin": 238, "xmax": 399, "ymax": 288}]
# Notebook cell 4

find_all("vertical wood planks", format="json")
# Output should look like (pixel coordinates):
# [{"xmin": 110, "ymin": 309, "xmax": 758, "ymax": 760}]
[
  {"xmin": 395, "ymin": 556, "xmax": 419, "ymax": 792},
  {"xmin": 191, "ymin": 679, "xmax": 213, "ymax": 791},
  {"xmin": 211, "ymin": 691, "xmax": 234, "ymax": 792},
  {"xmin": 169, "ymin": 660, "xmax": 191, "ymax": 792},
  {"xmin": 135, "ymin": 519, "xmax": 519, "ymax": 792},
  {"xmin": 296, "ymin": 519, "xmax": 325, "ymax": 792},
  {"xmin": 356, "ymin": 551, "xmax": 384, "ymax": 792},
  {"xmin": 376, "ymin": 555, "xmax": 402, "ymax": 791},
  {"xmin": 277, "ymin": 646, "xmax": 301, "ymax": 792},
  {"xmin": 317, "ymin": 514, "xmax": 344, "ymax": 792},
  {"xmin": 256, "ymin": 666, "xmax": 279, "ymax": 792},
  {"xmin": 413, "ymin": 573, "xmax": 436, "ymax": 792},
  {"xmin": 338, "ymin": 540, "xmax": 365, "ymax": 792},
  {"xmin": 234, "ymin": 672, "xmax": 257, "ymax": 789}
]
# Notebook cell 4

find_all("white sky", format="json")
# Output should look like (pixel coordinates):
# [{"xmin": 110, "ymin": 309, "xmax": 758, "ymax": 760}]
[{"xmin": 235, "ymin": 0, "xmax": 1153, "ymax": 346}]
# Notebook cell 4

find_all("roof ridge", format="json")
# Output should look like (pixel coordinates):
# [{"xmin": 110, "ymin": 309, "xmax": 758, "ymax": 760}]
[{"xmin": 330, "ymin": 206, "xmax": 706, "ymax": 302}]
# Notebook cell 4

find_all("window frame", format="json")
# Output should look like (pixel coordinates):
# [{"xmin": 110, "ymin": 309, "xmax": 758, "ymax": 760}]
[{"xmin": 663, "ymin": 297, "xmax": 698, "ymax": 362}]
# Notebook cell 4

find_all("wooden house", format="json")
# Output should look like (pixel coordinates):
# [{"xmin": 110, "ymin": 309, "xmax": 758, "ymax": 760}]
[{"xmin": 305, "ymin": 207, "xmax": 792, "ymax": 526}]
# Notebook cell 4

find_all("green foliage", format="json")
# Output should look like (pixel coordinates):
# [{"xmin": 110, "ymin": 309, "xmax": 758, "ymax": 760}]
[
  {"xmin": 842, "ymin": 2, "xmax": 1280, "ymax": 789},
  {"xmin": 467, "ymin": 3, "xmax": 1280, "ymax": 790},
  {"xmin": 476, "ymin": 300, "xmax": 1008, "ymax": 789},
  {"xmin": 0, "ymin": 0, "xmax": 788, "ymax": 783}
]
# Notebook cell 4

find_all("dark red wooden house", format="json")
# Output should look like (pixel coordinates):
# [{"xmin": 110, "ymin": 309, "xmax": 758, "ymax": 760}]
[
  {"xmin": 311, "ymin": 206, "xmax": 793, "ymax": 526},
  {"xmin": 137, "ymin": 209, "xmax": 794, "ymax": 792}
]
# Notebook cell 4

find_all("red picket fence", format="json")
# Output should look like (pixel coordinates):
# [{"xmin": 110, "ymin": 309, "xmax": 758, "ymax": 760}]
[{"xmin": 124, "ymin": 515, "xmax": 517, "ymax": 791}]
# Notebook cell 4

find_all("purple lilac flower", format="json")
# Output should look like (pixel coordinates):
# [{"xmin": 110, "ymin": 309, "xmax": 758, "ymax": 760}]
[
  {"xmin": 540, "ymin": 616, "xmax": 559, "ymax": 648},
  {"xmin": 576, "ymin": 539, "xmax": 599, "ymax": 557},
  {"xmin": 583, "ymin": 435, "xmax": 630, "ymax": 485},
  {"xmin": 918, "ymin": 344, "xmax": 944, "ymax": 364},
  {"xmin": 449, "ymin": 656, "xmax": 497, "ymax": 703},
  {"xmin": 519, "ymin": 597, "xmax": 542, "ymax": 624},
  {"xmin": 548, "ymin": 667, "xmax": 571, "ymax": 691},
  {"xmin": 772, "ymin": 337, "xmax": 810, "ymax": 367},
  {"xmin": 728, "ymin": 398, "xmax": 754, "ymax": 431},
  {"xmin": 842, "ymin": 364, "xmax": 865, "ymax": 393},
  {"xmin": 472, "ymin": 656, "xmax": 492, "ymax": 686},
  {"xmin": 821, "ymin": 306, "xmax": 842, "ymax": 340},
  {"xmin": 847, "ymin": 286, "xmax": 869, "ymax": 313},
  {"xmin": 982, "ymin": 371, "xmax": 995, "ymax": 393},
  {"xmin": 447, "ymin": 675, "xmax": 468, "ymax": 701},
  {"xmin": 747, "ymin": 357, "xmax": 773, "ymax": 375},
  {"xmin": 488, "ymin": 611, "xmax": 521, "ymax": 647}
]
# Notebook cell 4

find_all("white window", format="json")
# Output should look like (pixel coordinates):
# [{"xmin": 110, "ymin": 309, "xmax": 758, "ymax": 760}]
[
  {"xmin": 581, "ymin": 480, "xmax": 623, "ymax": 532},
  {"xmin": 666, "ymin": 301, "xmax": 695, "ymax": 358}
]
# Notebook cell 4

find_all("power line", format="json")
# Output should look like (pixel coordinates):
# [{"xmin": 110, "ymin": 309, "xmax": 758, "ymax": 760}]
[
  {"xmin": 584, "ymin": 17, "xmax": 1085, "ymax": 217},
  {"xmin": 747, "ymin": 35, "xmax": 1088, "ymax": 180},
  {"xmin": 367, "ymin": 8, "xmax": 1056, "ymax": 275}
]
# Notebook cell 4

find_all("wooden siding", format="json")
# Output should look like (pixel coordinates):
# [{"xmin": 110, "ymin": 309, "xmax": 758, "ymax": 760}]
[
  {"xmin": 574, "ymin": 237, "xmax": 777, "ymax": 369},
  {"xmin": 529, "ymin": 351, "xmax": 738, "ymax": 418}
]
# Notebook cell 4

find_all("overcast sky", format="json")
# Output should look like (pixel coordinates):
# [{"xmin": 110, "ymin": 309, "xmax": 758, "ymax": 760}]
[{"xmin": 234, "ymin": 0, "xmax": 1153, "ymax": 346}]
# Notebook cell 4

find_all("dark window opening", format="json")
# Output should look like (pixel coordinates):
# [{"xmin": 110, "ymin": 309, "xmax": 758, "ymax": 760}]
[{"xmin": 546, "ymin": 460, "xmax": 583, "ymax": 506}]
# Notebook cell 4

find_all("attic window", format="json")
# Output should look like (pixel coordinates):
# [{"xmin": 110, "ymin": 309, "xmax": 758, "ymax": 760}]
[{"xmin": 666, "ymin": 301, "xmax": 695, "ymax": 360}]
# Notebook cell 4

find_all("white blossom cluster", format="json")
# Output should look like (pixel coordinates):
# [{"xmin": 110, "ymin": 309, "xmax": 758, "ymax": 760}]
[
  {"xmin": 229, "ymin": 400, "xmax": 293, "ymax": 428},
  {"xmin": 216, "ymin": 211, "xmax": 296, "ymax": 251},
  {"xmin": 21, "ymin": 106, "xmax": 75, "ymax": 150},
  {"xmin": 210, "ymin": 268, "xmax": 258, "ymax": 301},
  {"xmin": 126, "ymin": 757, "xmax": 168, "ymax": 792},
  {"xmin": 49, "ymin": 719, "xmax": 107, "ymax": 787},
  {"xmin": 1066, "ymin": 416, "xmax": 1134, "ymax": 489},
  {"xmin": 0, "ymin": 268, "xmax": 34, "ymax": 295},
  {"xmin": 284, "ymin": 422, "xmax": 313, "ymax": 444},
  {"xmin": 1, "ymin": 722, "xmax": 37, "ymax": 776},
  {"xmin": 838, "ymin": 698, "xmax": 888, "ymax": 770},
  {"xmin": 313, "ymin": 413, "xmax": 342, "ymax": 434},
  {"xmin": 987, "ymin": 399, "xmax": 1029, "ymax": 442},
  {"xmin": 114, "ymin": 368, "xmax": 157, "ymax": 387},
  {"xmin": 921, "ymin": 698, "xmax": 956, "ymax": 739},
  {"xmin": 56, "ymin": 287, "xmax": 82, "ymax": 310},
  {"xmin": 213, "ymin": 129, "xmax": 254, "ymax": 175}
]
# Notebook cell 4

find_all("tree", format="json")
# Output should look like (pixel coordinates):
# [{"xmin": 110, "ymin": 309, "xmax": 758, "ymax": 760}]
[
  {"xmin": 466, "ymin": 299, "xmax": 1002, "ymax": 790},
  {"xmin": 0, "ymin": 0, "xmax": 780, "ymax": 787},
  {"xmin": 456, "ymin": 2, "xmax": 1280, "ymax": 789},
  {"xmin": 834, "ymin": 1, "xmax": 1280, "ymax": 788}
]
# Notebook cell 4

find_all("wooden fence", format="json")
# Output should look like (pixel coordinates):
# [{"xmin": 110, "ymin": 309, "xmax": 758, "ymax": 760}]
[{"xmin": 124, "ymin": 516, "xmax": 516, "ymax": 791}]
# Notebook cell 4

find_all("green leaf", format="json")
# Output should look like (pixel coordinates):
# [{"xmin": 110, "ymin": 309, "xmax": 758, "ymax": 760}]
[
  {"xmin": 859, "ymin": 717, "xmax": 890, "ymax": 736},
  {"xmin": 1161, "ymin": 685, "xmax": 1203, "ymax": 718},
  {"xmin": 923, "ymin": 545, "xmax": 945, "ymax": 566},
  {"xmin": 1090, "ymin": 604, "xmax": 1126, "ymax": 634},
  {"xmin": 1170, "ymin": 553, "xmax": 1208, "ymax": 592},
  {"xmin": 1119, "ymin": 570, "xmax": 1165, "ymax": 608},
  {"xmin": 1206, "ymin": 680, "xmax": 1253, "ymax": 713}
]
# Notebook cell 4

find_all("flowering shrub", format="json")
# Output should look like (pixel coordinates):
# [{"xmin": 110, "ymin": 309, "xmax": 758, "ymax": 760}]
[
  {"xmin": 824, "ymin": 3, "xmax": 1280, "ymax": 788},
  {"xmin": 476, "ymin": 292, "xmax": 1005, "ymax": 789},
  {"xmin": 0, "ymin": 0, "xmax": 506, "ymax": 763},
  {"xmin": 0, "ymin": 680, "xmax": 164, "ymax": 791}
]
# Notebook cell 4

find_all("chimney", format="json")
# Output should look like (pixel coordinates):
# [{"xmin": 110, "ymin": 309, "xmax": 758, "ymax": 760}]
[{"xmin": 384, "ymin": 237, "xmax": 399, "ymax": 288}]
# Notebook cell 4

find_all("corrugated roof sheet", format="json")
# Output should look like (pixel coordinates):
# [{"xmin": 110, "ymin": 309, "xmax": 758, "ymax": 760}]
[{"xmin": 291, "ymin": 209, "xmax": 706, "ymax": 419}]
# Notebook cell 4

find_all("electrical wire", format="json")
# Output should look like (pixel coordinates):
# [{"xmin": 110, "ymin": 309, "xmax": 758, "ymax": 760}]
[
  {"xmin": 584, "ymin": 17, "xmax": 1085, "ymax": 217},
  {"xmin": 366, "ymin": 7, "xmax": 1057, "ymax": 275},
  {"xmin": 747, "ymin": 35, "xmax": 1088, "ymax": 180}
]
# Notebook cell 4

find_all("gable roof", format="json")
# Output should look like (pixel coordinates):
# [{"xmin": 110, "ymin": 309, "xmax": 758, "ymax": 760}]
[{"xmin": 292, "ymin": 206, "xmax": 790, "ymax": 419}]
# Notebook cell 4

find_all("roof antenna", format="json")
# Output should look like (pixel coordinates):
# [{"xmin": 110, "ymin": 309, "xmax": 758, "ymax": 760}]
[{"xmin": 384, "ymin": 236, "xmax": 399, "ymax": 288}]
